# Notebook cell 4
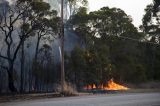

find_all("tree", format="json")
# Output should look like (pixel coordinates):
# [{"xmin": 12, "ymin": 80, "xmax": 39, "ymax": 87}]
[
  {"xmin": 0, "ymin": 0, "xmax": 58, "ymax": 92},
  {"xmin": 0, "ymin": 0, "xmax": 32, "ymax": 92},
  {"xmin": 69, "ymin": 7, "xmax": 94, "ymax": 48},
  {"xmin": 69, "ymin": 46, "xmax": 86, "ymax": 88},
  {"xmin": 140, "ymin": 0, "xmax": 160, "ymax": 80},
  {"xmin": 34, "ymin": 12, "xmax": 60, "ymax": 63},
  {"xmin": 69, "ymin": 6, "xmax": 145, "ymax": 85},
  {"xmin": 68, "ymin": 0, "xmax": 88, "ymax": 16},
  {"xmin": 33, "ymin": 44, "xmax": 55, "ymax": 92},
  {"xmin": 153, "ymin": 0, "xmax": 160, "ymax": 15}
]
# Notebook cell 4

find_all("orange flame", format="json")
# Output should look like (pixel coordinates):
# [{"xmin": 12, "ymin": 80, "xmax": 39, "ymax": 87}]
[{"xmin": 83, "ymin": 78, "xmax": 129, "ymax": 90}]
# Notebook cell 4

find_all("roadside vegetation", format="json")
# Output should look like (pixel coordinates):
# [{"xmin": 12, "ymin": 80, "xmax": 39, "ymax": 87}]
[{"xmin": 0, "ymin": 0, "xmax": 160, "ymax": 94}]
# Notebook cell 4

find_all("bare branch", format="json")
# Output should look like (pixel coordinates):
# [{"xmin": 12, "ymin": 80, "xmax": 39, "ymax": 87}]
[
  {"xmin": 12, "ymin": 27, "xmax": 34, "ymax": 61},
  {"xmin": 0, "ymin": 54, "xmax": 10, "ymax": 60}
]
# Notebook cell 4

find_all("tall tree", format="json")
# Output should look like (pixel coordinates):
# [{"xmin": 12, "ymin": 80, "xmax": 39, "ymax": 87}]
[
  {"xmin": 69, "ymin": 6, "xmax": 144, "ymax": 85},
  {"xmin": 0, "ymin": 0, "xmax": 58, "ymax": 92},
  {"xmin": 140, "ymin": 0, "xmax": 160, "ymax": 80}
]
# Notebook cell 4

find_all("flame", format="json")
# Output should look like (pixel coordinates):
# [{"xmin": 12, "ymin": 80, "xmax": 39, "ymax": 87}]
[
  {"xmin": 83, "ymin": 78, "xmax": 129, "ymax": 90},
  {"xmin": 104, "ymin": 79, "xmax": 129, "ymax": 90},
  {"xmin": 83, "ymin": 84, "xmax": 96, "ymax": 89}
]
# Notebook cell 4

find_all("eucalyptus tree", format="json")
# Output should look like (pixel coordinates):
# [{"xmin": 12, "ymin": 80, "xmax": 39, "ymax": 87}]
[
  {"xmin": 33, "ymin": 44, "xmax": 55, "ymax": 92},
  {"xmin": 140, "ymin": 0, "xmax": 160, "ymax": 80},
  {"xmin": 88, "ymin": 7, "xmax": 144, "ymax": 82},
  {"xmin": 69, "ymin": 7, "xmax": 93, "ymax": 48},
  {"xmin": 141, "ymin": 0, "xmax": 160, "ymax": 41},
  {"xmin": 32, "ymin": 10, "xmax": 60, "ymax": 92},
  {"xmin": 0, "ymin": 0, "xmax": 59, "ymax": 92},
  {"xmin": 153, "ymin": 0, "xmax": 160, "ymax": 15},
  {"xmin": 0, "ymin": 0, "xmax": 32, "ymax": 92},
  {"xmin": 33, "ymin": 9, "xmax": 60, "ymax": 64},
  {"xmin": 68, "ymin": 0, "xmax": 88, "ymax": 16},
  {"xmin": 69, "ymin": 6, "xmax": 145, "ymax": 84}
]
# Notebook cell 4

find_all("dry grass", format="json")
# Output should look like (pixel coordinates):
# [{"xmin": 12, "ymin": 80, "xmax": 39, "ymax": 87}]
[{"xmin": 55, "ymin": 82, "xmax": 78, "ymax": 96}]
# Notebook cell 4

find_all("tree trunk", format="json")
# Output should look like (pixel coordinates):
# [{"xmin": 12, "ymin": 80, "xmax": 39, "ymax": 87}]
[
  {"xmin": 0, "ymin": 71, "xmax": 2, "ymax": 93},
  {"xmin": 29, "ymin": 68, "xmax": 32, "ymax": 92},
  {"xmin": 7, "ymin": 63, "xmax": 17, "ymax": 92},
  {"xmin": 7, "ymin": 43, "xmax": 17, "ymax": 92},
  {"xmin": 35, "ymin": 36, "xmax": 41, "ymax": 62},
  {"xmin": 20, "ymin": 42, "xmax": 24, "ymax": 93},
  {"xmin": 33, "ymin": 35, "xmax": 41, "ymax": 92}
]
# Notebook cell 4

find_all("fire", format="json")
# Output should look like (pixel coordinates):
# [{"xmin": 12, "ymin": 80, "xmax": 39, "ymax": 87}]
[
  {"xmin": 103, "ymin": 79, "xmax": 129, "ymax": 90},
  {"xmin": 83, "ymin": 84, "xmax": 96, "ymax": 89},
  {"xmin": 83, "ymin": 78, "xmax": 129, "ymax": 90}
]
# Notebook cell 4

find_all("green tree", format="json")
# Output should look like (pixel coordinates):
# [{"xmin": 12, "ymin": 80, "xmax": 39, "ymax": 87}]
[
  {"xmin": 33, "ymin": 44, "xmax": 54, "ymax": 92},
  {"xmin": 66, "ymin": 46, "xmax": 87, "ymax": 89},
  {"xmin": 68, "ymin": 0, "xmax": 88, "ymax": 16},
  {"xmin": 69, "ymin": 6, "xmax": 145, "ymax": 84},
  {"xmin": 141, "ymin": 1, "xmax": 160, "ymax": 80}
]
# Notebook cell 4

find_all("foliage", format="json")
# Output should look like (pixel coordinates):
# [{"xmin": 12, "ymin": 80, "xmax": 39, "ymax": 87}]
[
  {"xmin": 67, "ymin": 6, "xmax": 150, "ymax": 89},
  {"xmin": 140, "ymin": 0, "xmax": 160, "ymax": 81},
  {"xmin": 0, "ymin": 0, "xmax": 59, "ymax": 92},
  {"xmin": 1, "ymin": 0, "xmax": 160, "ymax": 93}
]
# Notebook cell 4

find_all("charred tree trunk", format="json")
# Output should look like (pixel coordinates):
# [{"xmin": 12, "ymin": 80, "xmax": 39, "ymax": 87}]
[
  {"xmin": 33, "ymin": 35, "xmax": 41, "ymax": 92},
  {"xmin": 35, "ymin": 35, "xmax": 41, "ymax": 63},
  {"xmin": 20, "ymin": 42, "xmax": 24, "ymax": 93},
  {"xmin": 0, "ymin": 71, "xmax": 2, "ymax": 93},
  {"xmin": 7, "ymin": 62, "xmax": 17, "ymax": 92},
  {"xmin": 29, "ymin": 68, "xmax": 31, "ymax": 92},
  {"xmin": 6, "ymin": 36, "xmax": 17, "ymax": 92}
]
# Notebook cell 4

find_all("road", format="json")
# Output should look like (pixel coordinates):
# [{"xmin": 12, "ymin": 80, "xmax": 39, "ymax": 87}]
[{"xmin": 1, "ymin": 93, "xmax": 160, "ymax": 106}]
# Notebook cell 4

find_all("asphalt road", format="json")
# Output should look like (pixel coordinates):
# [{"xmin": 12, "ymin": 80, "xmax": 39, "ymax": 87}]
[{"xmin": 1, "ymin": 93, "xmax": 160, "ymax": 106}]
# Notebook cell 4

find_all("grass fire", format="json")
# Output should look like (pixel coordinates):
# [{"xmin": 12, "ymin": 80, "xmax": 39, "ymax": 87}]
[{"xmin": 83, "ymin": 78, "xmax": 129, "ymax": 91}]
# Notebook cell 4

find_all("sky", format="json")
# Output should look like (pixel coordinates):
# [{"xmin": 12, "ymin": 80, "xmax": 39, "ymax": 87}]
[
  {"xmin": 6, "ymin": 0, "xmax": 153, "ymax": 28},
  {"xmin": 88, "ymin": 0, "xmax": 153, "ymax": 28}
]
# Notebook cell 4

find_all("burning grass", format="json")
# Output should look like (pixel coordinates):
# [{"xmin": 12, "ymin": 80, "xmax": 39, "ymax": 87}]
[{"xmin": 83, "ymin": 78, "xmax": 129, "ymax": 91}]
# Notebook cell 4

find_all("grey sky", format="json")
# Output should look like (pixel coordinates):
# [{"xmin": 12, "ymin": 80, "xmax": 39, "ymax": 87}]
[
  {"xmin": 88, "ymin": 0, "xmax": 153, "ymax": 28},
  {"xmin": 6, "ymin": 0, "xmax": 153, "ymax": 28}
]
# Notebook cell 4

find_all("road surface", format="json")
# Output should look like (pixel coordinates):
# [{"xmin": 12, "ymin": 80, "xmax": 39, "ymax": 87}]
[{"xmin": 1, "ymin": 93, "xmax": 160, "ymax": 106}]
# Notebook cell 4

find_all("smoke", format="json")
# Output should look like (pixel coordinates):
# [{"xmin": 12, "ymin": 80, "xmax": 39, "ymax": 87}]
[
  {"xmin": 0, "ymin": 0, "xmax": 81, "ymax": 93},
  {"xmin": 47, "ymin": 0, "xmax": 70, "ymax": 19}
]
